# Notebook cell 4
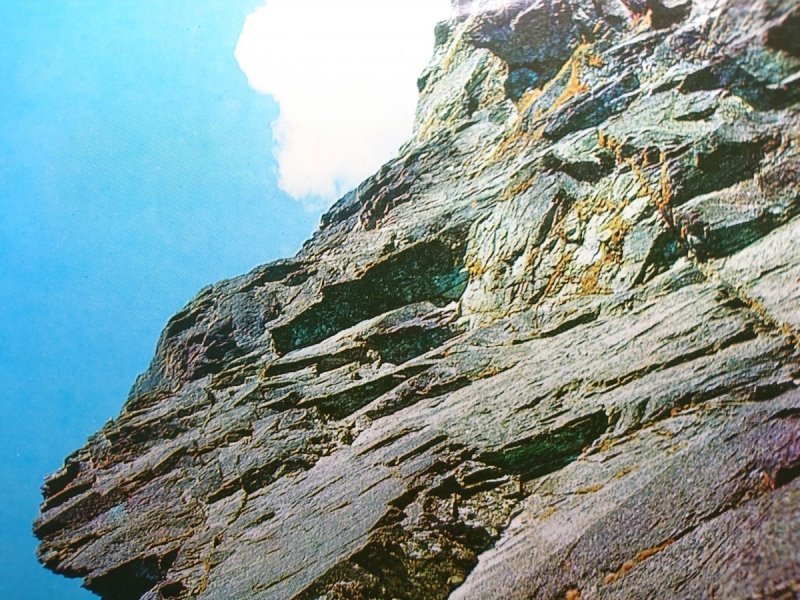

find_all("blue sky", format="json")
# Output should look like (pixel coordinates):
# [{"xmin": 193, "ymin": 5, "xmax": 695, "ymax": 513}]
[{"xmin": 0, "ymin": 2, "xmax": 320, "ymax": 597}]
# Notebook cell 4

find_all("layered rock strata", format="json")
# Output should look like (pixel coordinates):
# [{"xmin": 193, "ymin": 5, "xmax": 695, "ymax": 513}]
[{"xmin": 37, "ymin": 0, "xmax": 800, "ymax": 598}]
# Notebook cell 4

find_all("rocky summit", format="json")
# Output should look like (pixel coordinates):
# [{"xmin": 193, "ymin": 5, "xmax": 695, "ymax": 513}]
[{"xmin": 36, "ymin": 0, "xmax": 800, "ymax": 598}]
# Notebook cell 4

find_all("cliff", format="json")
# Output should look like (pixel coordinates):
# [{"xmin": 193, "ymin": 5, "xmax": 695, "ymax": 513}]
[{"xmin": 36, "ymin": 1, "xmax": 800, "ymax": 598}]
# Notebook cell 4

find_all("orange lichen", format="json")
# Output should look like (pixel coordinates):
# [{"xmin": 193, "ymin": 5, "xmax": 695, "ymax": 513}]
[
  {"xmin": 488, "ymin": 129, "xmax": 532, "ymax": 164},
  {"xmin": 580, "ymin": 260, "xmax": 605, "ymax": 295},
  {"xmin": 191, "ymin": 556, "xmax": 213, "ymax": 595},
  {"xmin": 629, "ymin": 9, "xmax": 653, "ymax": 31},
  {"xmin": 605, "ymin": 215, "xmax": 629, "ymax": 252},
  {"xmin": 598, "ymin": 131, "xmax": 627, "ymax": 164},
  {"xmin": 658, "ymin": 161, "xmax": 674, "ymax": 209},
  {"xmin": 664, "ymin": 441, "xmax": 689, "ymax": 455},
  {"xmin": 577, "ymin": 202, "xmax": 631, "ymax": 295},
  {"xmin": 502, "ymin": 172, "xmax": 537, "ymax": 201},
  {"xmin": 593, "ymin": 436, "xmax": 622, "ymax": 453},
  {"xmin": 550, "ymin": 48, "xmax": 591, "ymax": 112},
  {"xmin": 566, "ymin": 588, "xmax": 582, "ymax": 600},
  {"xmin": 489, "ymin": 44, "xmax": 602, "ymax": 170},
  {"xmin": 695, "ymin": 260, "xmax": 800, "ymax": 352},
  {"xmin": 476, "ymin": 364, "xmax": 504, "ymax": 379},
  {"xmin": 604, "ymin": 539, "xmax": 675, "ymax": 585},
  {"xmin": 541, "ymin": 249, "xmax": 576, "ymax": 299},
  {"xmin": 517, "ymin": 87, "xmax": 544, "ymax": 115},
  {"xmin": 586, "ymin": 51, "xmax": 605, "ymax": 69}
]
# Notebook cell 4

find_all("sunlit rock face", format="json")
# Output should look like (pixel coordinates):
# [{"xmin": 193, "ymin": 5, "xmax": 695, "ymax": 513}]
[{"xmin": 35, "ymin": 1, "xmax": 800, "ymax": 598}]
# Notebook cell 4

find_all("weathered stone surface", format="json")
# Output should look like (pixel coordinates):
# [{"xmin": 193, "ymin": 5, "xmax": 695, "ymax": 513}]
[{"xmin": 36, "ymin": 0, "xmax": 800, "ymax": 598}]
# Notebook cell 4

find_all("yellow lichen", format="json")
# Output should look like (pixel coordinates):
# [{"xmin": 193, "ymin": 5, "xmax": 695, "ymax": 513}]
[
  {"xmin": 539, "ymin": 505, "xmax": 558, "ymax": 519},
  {"xmin": 466, "ymin": 256, "xmax": 488, "ymax": 279},
  {"xmin": 613, "ymin": 465, "xmax": 639, "ymax": 480},
  {"xmin": 439, "ymin": 17, "xmax": 474, "ymax": 72},
  {"xmin": 605, "ymin": 215, "xmax": 630, "ymax": 255},
  {"xmin": 575, "ymin": 482, "xmax": 605, "ymax": 494}
]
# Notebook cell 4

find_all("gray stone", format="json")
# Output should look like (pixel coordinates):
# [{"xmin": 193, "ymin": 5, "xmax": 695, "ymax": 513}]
[{"xmin": 36, "ymin": 1, "xmax": 800, "ymax": 598}]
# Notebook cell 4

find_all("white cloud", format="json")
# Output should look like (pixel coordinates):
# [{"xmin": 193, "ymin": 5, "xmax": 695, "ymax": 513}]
[{"xmin": 235, "ymin": 0, "xmax": 453, "ymax": 205}]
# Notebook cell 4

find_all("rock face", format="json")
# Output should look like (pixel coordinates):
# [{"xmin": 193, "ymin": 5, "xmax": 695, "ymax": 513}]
[{"xmin": 36, "ymin": 1, "xmax": 800, "ymax": 598}]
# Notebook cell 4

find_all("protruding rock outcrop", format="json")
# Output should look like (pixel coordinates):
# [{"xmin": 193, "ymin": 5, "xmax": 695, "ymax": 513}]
[{"xmin": 37, "ymin": 1, "xmax": 800, "ymax": 598}]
